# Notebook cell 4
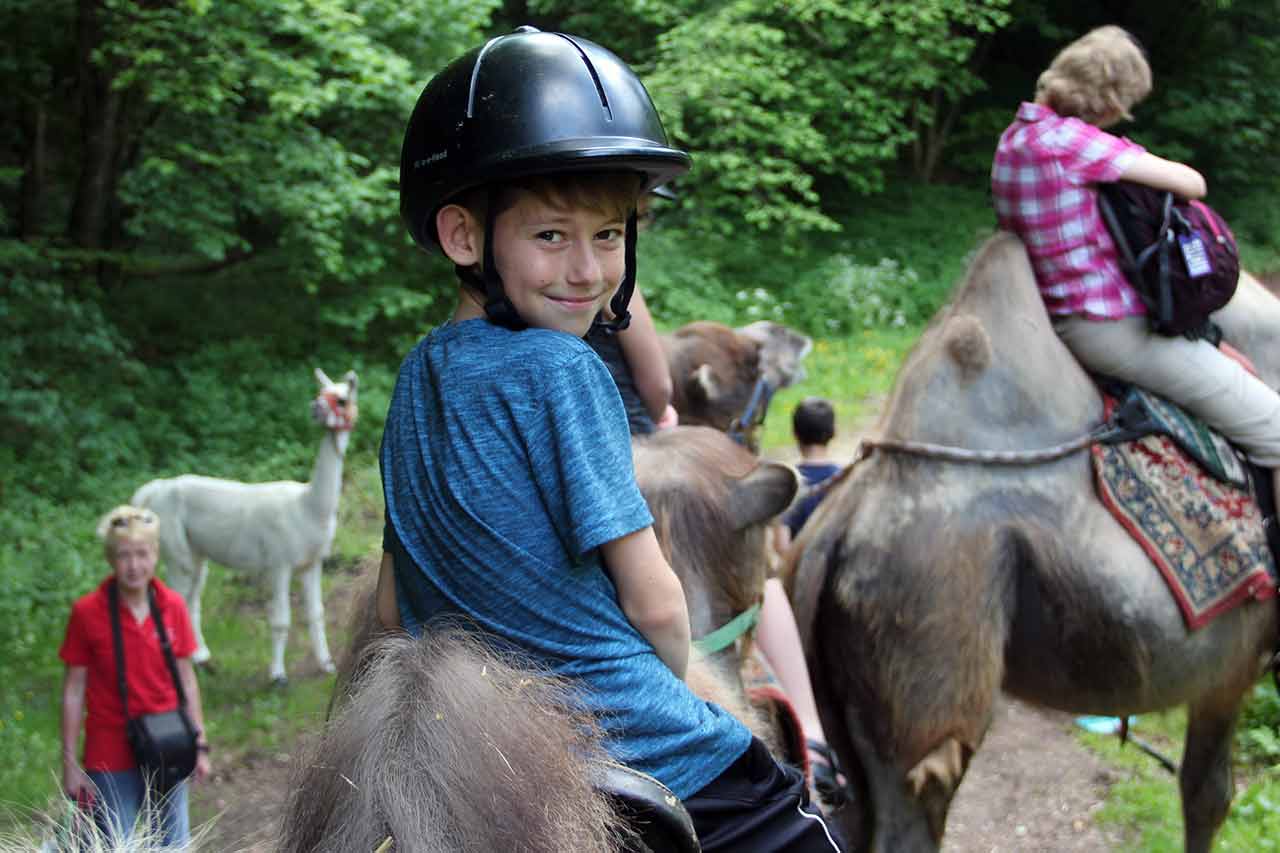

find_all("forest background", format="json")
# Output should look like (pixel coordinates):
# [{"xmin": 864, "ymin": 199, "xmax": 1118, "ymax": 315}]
[{"xmin": 2, "ymin": 0, "xmax": 1279, "ymax": 843}]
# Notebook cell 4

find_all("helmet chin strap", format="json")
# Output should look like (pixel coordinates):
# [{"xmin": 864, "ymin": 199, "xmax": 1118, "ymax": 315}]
[
  {"xmin": 457, "ymin": 199, "xmax": 639, "ymax": 336},
  {"xmin": 457, "ymin": 187, "xmax": 527, "ymax": 331},
  {"xmin": 590, "ymin": 211, "xmax": 637, "ymax": 335}
]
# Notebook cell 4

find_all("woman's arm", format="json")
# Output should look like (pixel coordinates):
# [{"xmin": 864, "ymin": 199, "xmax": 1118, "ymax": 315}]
[
  {"xmin": 60, "ymin": 665, "xmax": 91, "ymax": 799},
  {"xmin": 177, "ymin": 657, "xmax": 212, "ymax": 781},
  {"xmin": 1119, "ymin": 152, "xmax": 1207, "ymax": 200},
  {"xmin": 616, "ymin": 288, "xmax": 673, "ymax": 423},
  {"xmin": 601, "ymin": 527, "xmax": 690, "ymax": 679}
]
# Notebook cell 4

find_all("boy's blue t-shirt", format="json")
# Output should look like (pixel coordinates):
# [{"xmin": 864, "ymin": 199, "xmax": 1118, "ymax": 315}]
[{"xmin": 380, "ymin": 318, "xmax": 750, "ymax": 798}]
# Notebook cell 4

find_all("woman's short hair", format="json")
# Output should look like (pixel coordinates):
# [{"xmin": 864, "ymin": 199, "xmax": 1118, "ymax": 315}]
[
  {"xmin": 97, "ymin": 505, "xmax": 159, "ymax": 555},
  {"xmin": 1035, "ymin": 25, "xmax": 1152, "ymax": 125},
  {"xmin": 792, "ymin": 397, "xmax": 836, "ymax": 446}
]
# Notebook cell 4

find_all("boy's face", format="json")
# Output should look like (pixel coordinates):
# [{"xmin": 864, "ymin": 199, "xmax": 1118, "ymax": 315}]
[{"xmin": 489, "ymin": 188, "xmax": 627, "ymax": 337}]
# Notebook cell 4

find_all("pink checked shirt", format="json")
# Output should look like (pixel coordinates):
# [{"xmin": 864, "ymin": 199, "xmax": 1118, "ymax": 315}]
[{"xmin": 991, "ymin": 102, "xmax": 1147, "ymax": 319}]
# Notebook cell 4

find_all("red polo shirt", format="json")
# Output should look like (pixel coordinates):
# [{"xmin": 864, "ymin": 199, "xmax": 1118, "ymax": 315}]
[{"xmin": 59, "ymin": 577, "xmax": 197, "ymax": 771}]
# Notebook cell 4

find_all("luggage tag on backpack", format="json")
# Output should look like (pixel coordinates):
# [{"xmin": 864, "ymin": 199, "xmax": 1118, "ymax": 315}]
[{"xmin": 1179, "ymin": 232, "xmax": 1212, "ymax": 279}]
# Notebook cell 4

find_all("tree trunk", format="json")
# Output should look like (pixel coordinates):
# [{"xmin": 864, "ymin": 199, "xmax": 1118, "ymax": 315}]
[
  {"xmin": 18, "ymin": 100, "xmax": 46, "ymax": 240},
  {"xmin": 67, "ymin": 0, "xmax": 123, "ymax": 252}
]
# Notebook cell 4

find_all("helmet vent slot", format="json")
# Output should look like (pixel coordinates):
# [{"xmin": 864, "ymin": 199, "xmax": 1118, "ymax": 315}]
[{"xmin": 551, "ymin": 32, "xmax": 613, "ymax": 121}]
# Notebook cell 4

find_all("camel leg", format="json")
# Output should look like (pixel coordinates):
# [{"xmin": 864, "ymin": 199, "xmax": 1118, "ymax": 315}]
[
  {"xmin": 1180, "ymin": 696, "xmax": 1242, "ymax": 853},
  {"xmin": 268, "ymin": 567, "xmax": 293, "ymax": 685},
  {"xmin": 300, "ymin": 560, "xmax": 334, "ymax": 673}
]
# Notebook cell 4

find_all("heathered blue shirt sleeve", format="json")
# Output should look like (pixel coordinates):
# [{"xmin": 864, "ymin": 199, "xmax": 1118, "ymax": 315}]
[{"xmin": 527, "ymin": 347, "xmax": 653, "ymax": 559}]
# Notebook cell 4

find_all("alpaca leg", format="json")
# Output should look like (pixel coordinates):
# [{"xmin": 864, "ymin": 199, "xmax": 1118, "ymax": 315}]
[
  {"xmin": 185, "ymin": 559, "xmax": 212, "ymax": 665},
  {"xmin": 1180, "ymin": 696, "xmax": 1241, "ymax": 853},
  {"xmin": 268, "ymin": 568, "xmax": 293, "ymax": 685},
  {"xmin": 162, "ymin": 544, "xmax": 212, "ymax": 666},
  {"xmin": 300, "ymin": 560, "xmax": 334, "ymax": 674}
]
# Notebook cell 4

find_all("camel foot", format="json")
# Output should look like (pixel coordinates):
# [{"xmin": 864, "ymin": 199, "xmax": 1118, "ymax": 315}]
[
  {"xmin": 271, "ymin": 674, "xmax": 289, "ymax": 689},
  {"xmin": 319, "ymin": 659, "xmax": 336, "ymax": 675}
]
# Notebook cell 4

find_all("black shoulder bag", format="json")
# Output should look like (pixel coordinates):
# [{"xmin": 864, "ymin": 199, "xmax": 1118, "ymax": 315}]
[{"xmin": 108, "ymin": 582, "xmax": 199, "ymax": 793}]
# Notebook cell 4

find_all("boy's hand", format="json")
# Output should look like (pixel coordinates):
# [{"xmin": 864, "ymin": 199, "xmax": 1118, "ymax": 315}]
[{"xmin": 656, "ymin": 404, "xmax": 678, "ymax": 430}]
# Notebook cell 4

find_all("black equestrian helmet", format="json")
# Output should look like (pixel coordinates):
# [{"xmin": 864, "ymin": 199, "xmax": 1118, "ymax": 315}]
[{"xmin": 399, "ymin": 26, "xmax": 691, "ymax": 253}]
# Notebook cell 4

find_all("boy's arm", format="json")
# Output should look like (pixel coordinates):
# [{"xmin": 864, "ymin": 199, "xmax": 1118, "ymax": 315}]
[
  {"xmin": 616, "ymin": 288, "xmax": 673, "ymax": 423},
  {"xmin": 601, "ymin": 527, "xmax": 690, "ymax": 679}
]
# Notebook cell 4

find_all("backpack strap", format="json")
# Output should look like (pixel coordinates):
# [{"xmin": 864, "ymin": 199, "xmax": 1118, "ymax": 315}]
[{"xmin": 1098, "ymin": 189, "xmax": 1159, "ymax": 317}]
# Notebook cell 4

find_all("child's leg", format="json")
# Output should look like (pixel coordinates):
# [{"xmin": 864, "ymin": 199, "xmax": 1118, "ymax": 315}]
[
  {"xmin": 757, "ymin": 578, "xmax": 825, "ymax": 745},
  {"xmin": 685, "ymin": 737, "xmax": 845, "ymax": 852}
]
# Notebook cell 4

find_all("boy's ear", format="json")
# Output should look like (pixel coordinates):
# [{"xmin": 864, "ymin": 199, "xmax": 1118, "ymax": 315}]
[{"xmin": 436, "ymin": 204, "xmax": 482, "ymax": 267}]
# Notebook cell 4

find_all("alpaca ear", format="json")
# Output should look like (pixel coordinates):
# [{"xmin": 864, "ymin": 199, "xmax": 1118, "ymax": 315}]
[
  {"xmin": 344, "ymin": 370, "xmax": 358, "ymax": 394},
  {"xmin": 315, "ymin": 367, "xmax": 334, "ymax": 388}
]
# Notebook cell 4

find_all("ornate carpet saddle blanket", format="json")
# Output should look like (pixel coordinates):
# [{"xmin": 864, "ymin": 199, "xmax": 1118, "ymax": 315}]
[{"xmin": 1091, "ymin": 385, "xmax": 1278, "ymax": 630}]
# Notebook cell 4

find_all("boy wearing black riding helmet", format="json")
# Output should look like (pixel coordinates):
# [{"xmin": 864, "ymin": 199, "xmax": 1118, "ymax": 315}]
[{"xmin": 376, "ymin": 27, "xmax": 844, "ymax": 851}]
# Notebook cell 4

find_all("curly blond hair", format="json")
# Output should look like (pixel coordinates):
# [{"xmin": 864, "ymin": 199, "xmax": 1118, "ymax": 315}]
[
  {"xmin": 1035, "ymin": 25, "xmax": 1152, "ymax": 125},
  {"xmin": 97, "ymin": 504, "xmax": 159, "ymax": 556}
]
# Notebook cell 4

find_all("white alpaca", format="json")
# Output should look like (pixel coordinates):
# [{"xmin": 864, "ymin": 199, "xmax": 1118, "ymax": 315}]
[{"xmin": 132, "ymin": 368, "xmax": 358, "ymax": 684}]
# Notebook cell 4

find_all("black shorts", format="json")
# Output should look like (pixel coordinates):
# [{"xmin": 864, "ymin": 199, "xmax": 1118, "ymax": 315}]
[{"xmin": 685, "ymin": 737, "xmax": 846, "ymax": 852}]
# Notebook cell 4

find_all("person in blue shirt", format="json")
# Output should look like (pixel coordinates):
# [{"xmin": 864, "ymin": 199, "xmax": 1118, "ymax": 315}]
[
  {"xmin": 782, "ymin": 397, "xmax": 843, "ymax": 540},
  {"xmin": 374, "ymin": 27, "xmax": 843, "ymax": 852}
]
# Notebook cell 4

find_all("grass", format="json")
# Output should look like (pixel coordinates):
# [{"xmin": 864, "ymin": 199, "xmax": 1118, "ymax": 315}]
[
  {"xmin": 1079, "ymin": 693, "xmax": 1280, "ymax": 851},
  {"xmin": 756, "ymin": 326, "xmax": 920, "ymax": 454}
]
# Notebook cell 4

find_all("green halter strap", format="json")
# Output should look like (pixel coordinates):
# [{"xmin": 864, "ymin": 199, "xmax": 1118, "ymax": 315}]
[{"xmin": 692, "ymin": 603, "xmax": 762, "ymax": 656}]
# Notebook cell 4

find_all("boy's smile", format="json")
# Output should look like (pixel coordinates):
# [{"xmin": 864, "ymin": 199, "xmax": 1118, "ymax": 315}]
[{"xmin": 488, "ymin": 189, "xmax": 627, "ymax": 337}]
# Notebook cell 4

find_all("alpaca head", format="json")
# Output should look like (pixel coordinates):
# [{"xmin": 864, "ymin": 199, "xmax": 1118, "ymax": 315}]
[{"xmin": 313, "ymin": 368, "xmax": 359, "ymax": 432}]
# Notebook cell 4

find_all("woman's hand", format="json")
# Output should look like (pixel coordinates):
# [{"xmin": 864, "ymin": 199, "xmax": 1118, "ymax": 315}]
[
  {"xmin": 63, "ymin": 761, "xmax": 93, "ymax": 803},
  {"xmin": 194, "ymin": 750, "xmax": 212, "ymax": 783}
]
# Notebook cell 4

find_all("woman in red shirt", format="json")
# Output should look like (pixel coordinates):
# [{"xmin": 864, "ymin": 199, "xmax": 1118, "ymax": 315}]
[{"xmin": 59, "ymin": 505, "xmax": 211, "ymax": 846}]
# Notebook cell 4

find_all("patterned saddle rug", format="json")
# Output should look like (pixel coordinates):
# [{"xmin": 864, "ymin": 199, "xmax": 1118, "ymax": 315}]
[{"xmin": 1092, "ymin": 385, "xmax": 1278, "ymax": 630}]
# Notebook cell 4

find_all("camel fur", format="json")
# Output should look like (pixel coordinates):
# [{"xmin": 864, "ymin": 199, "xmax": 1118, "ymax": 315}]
[
  {"xmin": 789, "ymin": 233, "xmax": 1279, "ymax": 853},
  {"xmin": 132, "ymin": 368, "xmax": 358, "ymax": 684},
  {"xmin": 662, "ymin": 320, "xmax": 812, "ymax": 449}
]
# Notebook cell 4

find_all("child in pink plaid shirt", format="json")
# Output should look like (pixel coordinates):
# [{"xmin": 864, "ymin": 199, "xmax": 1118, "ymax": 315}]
[{"xmin": 992, "ymin": 25, "xmax": 1280, "ymax": 493}]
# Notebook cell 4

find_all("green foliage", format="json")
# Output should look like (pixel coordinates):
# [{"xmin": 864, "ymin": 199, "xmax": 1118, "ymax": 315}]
[
  {"xmin": 645, "ymin": 0, "xmax": 1011, "ymax": 238},
  {"xmin": 1080, "ymin": 693, "xmax": 1280, "ymax": 850},
  {"xmin": 640, "ymin": 180, "xmax": 994, "ymax": 336}
]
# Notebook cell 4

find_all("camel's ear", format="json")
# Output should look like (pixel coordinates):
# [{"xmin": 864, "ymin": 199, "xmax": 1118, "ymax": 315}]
[
  {"xmin": 727, "ymin": 462, "xmax": 799, "ymax": 531},
  {"xmin": 315, "ymin": 367, "xmax": 334, "ymax": 387},
  {"xmin": 343, "ymin": 370, "xmax": 358, "ymax": 393},
  {"xmin": 688, "ymin": 363, "xmax": 718, "ymax": 405}
]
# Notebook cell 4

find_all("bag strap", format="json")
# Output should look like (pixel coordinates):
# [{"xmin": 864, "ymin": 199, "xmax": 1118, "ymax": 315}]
[
  {"xmin": 147, "ymin": 584, "xmax": 190, "ymax": 710},
  {"xmin": 1098, "ymin": 190, "xmax": 1158, "ymax": 316},
  {"xmin": 1157, "ymin": 191, "xmax": 1175, "ymax": 331},
  {"xmin": 107, "ymin": 582, "xmax": 132, "ymax": 719},
  {"xmin": 107, "ymin": 581, "xmax": 189, "ymax": 714}
]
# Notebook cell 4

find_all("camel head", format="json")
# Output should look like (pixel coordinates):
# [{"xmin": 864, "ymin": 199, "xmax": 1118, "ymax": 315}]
[
  {"xmin": 313, "ymin": 367, "xmax": 359, "ymax": 432},
  {"xmin": 664, "ymin": 321, "xmax": 812, "ymax": 451},
  {"xmin": 633, "ymin": 426, "xmax": 797, "ymax": 652}
]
